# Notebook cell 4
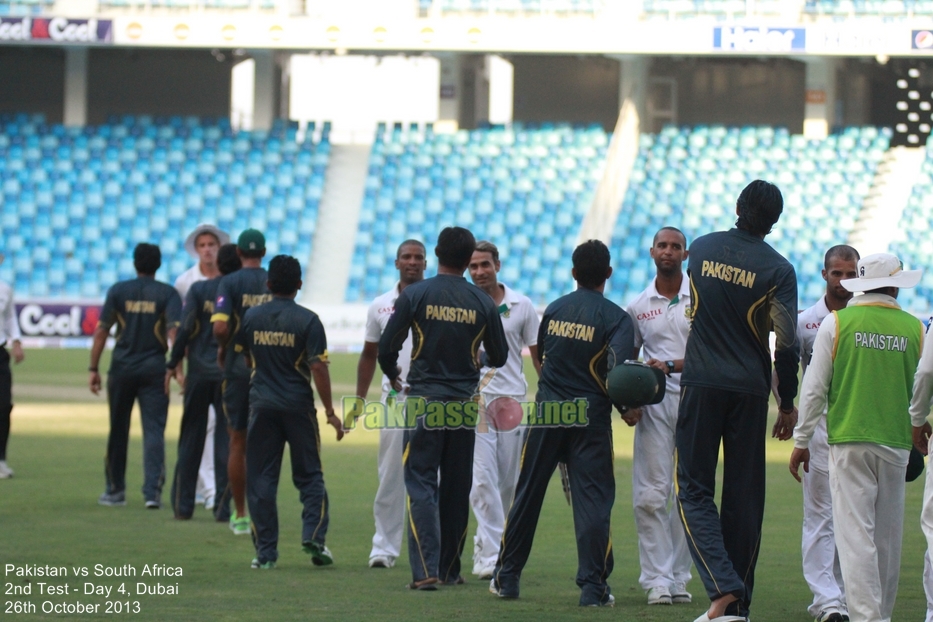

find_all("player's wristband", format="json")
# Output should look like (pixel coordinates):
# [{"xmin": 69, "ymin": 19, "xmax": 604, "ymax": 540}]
[{"xmin": 88, "ymin": 367, "xmax": 98, "ymax": 372}]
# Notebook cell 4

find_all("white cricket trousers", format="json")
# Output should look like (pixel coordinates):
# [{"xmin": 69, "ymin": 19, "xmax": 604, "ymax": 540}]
[
  {"xmin": 470, "ymin": 401, "xmax": 524, "ymax": 572},
  {"xmin": 802, "ymin": 417, "xmax": 846, "ymax": 618},
  {"xmin": 829, "ymin": 444, "xmax": 904, "ymax": 622},
  {"xmin": 195, "ymin": 404, "xmax": 216, "ymax": 503},
  {"xmin": 632, "ymin": 389, "xmax": 692, "ymax": 591},
  {"xmin": 921, "ymin": 453, "xmax": 933, "ymax": 622},
  {"xmin": 370, "ymin": 427, "xmax": 406, "ymax": 560}
]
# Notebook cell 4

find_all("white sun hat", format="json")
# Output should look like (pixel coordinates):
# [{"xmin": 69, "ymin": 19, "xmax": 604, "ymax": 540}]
[
  {"xmin": 184, "ymin": 223, "xmax": 230, "ymax": 258},
  {"xmin": 841, "ymin": 253, "xmax": 921, "ymax": 292}
]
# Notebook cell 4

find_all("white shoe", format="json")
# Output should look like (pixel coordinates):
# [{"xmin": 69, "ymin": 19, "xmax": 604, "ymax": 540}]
[
  {"xmin": 0, "ymin": 460, "xmax": 13, "ymax": 479},
  {"xmin": 647, "ymin": 585, "xmax": 672, "ymax": 605},
  {"xmin": 204, "ymin": 496, "xmax": 215, "ymax": 511},
  {"xmin": 474, "ymin": 565, "xmax": 495, "ymax": 580},
  {"xmin": 816, "ymin": 611, "xmax": 849, "ymax": 622},
  {"xmin": 585, "ymin": 594, "xmax": 615, "ymax": 607},
  {"xmin": 195, "ymin": 493, "xmax": 205, "ymax": 505},
  {"xmin": 671, "ymin": 582, "xmax": 692, "ymax": 604},
  {"xmin": 368, "ymin": 555, "xmax": 395, "ymax": 568},
  {"xmin": 693, "ymin": 614, "xmax": 748, "ymax": 622}
]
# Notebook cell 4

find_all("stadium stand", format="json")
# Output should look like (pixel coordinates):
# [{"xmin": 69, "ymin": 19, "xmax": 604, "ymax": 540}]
[
  {"xmin": 803, "ymin": 0, "xmax": 933, "ymax": 16},
  {"xmin": 434, "ymin": 0, "xmax": 599, "ymax": 13},
  {"xmin": 0, "ymin": 113, "xmax": 329, "ymax": 299},
  {"xmin": 607, "ymin": 125, "xmax": 890, "ymax": 309},
  {"xmin": 93, "ymin": 0, "xmax": 278, "ymax": 9},
  {"xmin": 0, "ymin": 0, "xmax": 55, "ymax": 15},
  {"xmin": 344, "ymin": 122, "xmax": 608, "ymax": 305},
  {"xmin": 890, "ymin": 148, "xmax": 933, "ymax": 312}
]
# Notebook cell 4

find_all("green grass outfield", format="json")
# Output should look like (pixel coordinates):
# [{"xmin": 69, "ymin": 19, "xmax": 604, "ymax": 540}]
[{"xmin": 1, "ymin": 349, "xmax": 929, "ymax": 620}]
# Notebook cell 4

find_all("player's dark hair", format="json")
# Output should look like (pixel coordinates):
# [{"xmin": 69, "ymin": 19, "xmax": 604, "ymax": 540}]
[
  {"xmin": 735, "ymin": 180, "xmax": 783, "ymax": 236},
  {"xmin": 824, "ymin": 244, "xmax": 860, "ymax": 270},
  {"xmin": 474, "ymin": 240, "xmax": 500, "ymax": 263},
  {"xmin": 217, "ymin": 243, "xmax": 242, "ymax": 276},
  {"xmin": 268, "ymin": 255, "xmax": 301, "ymax": 295},
  {"xmin": 239, "ymin": 247, "xmax": 264, "ymax": 259},
  {"xmin": 652, "ymin": 226, "xmax": 687, "ymax": 248},
  {"xmin": 572, "ymin": 240, "xmax": 611, "ymax": 289},
  {"xmin": 396, "ymin": 239, "xmax": 426, "ymax": 259},
  {"xmin": 133, "ymin": 243, "xmax": 161, "ymax": 275},
  {"xmin": 435, "ymin": 226, "xmax": 476, "ymax": 270}
]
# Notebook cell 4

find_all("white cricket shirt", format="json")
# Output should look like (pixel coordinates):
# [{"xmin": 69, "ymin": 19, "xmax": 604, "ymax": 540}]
[{"xmin": 625, "ymin": 275, "xmax": 691, "ymax": 393}]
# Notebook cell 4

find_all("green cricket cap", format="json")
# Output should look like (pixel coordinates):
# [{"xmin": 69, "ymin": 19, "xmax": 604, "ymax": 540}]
[{"xmin": 237, "ymin": 229, "xmax": 265, "ymax": 253}]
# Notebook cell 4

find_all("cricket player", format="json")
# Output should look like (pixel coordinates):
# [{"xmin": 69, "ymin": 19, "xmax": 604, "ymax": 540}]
[
  {"xmin": 211, "ymin": 229, "xmax": 272, "ymax": 534},
  {"xmin": 492, "ymin": 239, "xmax": 635, "ymax": 607},
  {"xmin": 677, "ymin": 180, "xmax": 799, "ymax": 622},
  {"xmin": 89, "ymin": 243, "xmax": 182, "ymax": 508},
  {"xmin": 234, "ymin": 255, "xmax": 344, "ymax": 569},
  {"xmin": 0, "ymin": 252, "xmax": 24, "ymax": 479},
  {"xmin": 910, "ymin": 307, "xmax": 933, "ymax": 622},
  {"xmin": 791, "ymin": 252, "xmax": 922, "ymax": 622},
  {"xmin": 166, "ymin": 243, "xmax": 241, "ymax": 520},
  {"xmin": 789, "ymin": 245, "xmax": 859, "ymax": 622},
  {"xmin": 467, "ymin": 240, "xmax": 540, "ymax": 580},
  {"xmin": 625, "ymin": 226, "xmax": 693, "ymax": 606},
  {"xmin": 378, "ymin": 226, "xmax": 508, "ymax": 590},
  {"xmin": 174, "ymin": 223, "xmax": 230, "ymax": 512},
  {"xmin": 355, "ymin": 239, "xmax": 427, "ymax": 569}
]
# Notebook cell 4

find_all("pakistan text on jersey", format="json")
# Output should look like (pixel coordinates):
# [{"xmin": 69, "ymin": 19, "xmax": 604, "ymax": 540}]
[
  {"xmin": 242, "ymin": 293, "xmax": 273, "ymax": 308},
  {"xmin": 853, "ymin": 332, "xmax": 910, "ymax": 352},
  {"xmin": 125, "ymin": 300, "xmax": 156, "ymax": 314},
  {"xmin": 425, "ymin": 304, "xmax": 477, "ymax": 324},
  {"xmin": 253, "ymin": 331, "xmax": 296, "ymax": 347},
  {"xmin": 700, "ymin": 260, "xmax": 757, "ymax": 289},
  {"xmin": 546, "ymin": 319, "xmax": 595, "ymax": 343}
]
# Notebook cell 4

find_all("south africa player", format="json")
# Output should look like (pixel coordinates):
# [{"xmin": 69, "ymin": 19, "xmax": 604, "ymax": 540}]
[
  {"xmin": 89, "ymin": 243, "xmax": 182, "ymax": 508},
  {"xmin": 467, "ymin": 241, "xmax": 540, "ymax": 580},
  {"xmin": 790, "ymin": 245, "xmax": 858, "ymax": 622},
  {"xmin": 625, "ymin": 227, "xmax": 693, "ymax": 606},
  {"xmin": 234, "ymin": 255, "xmax": 344, "ymax": 569},
  {"xmin": 174, "ymin": 223, "xmax": 229, "ymax": 512},
  {"xmin": 355, "ymin": 239, "xmax": 427, "ymax": 569}
]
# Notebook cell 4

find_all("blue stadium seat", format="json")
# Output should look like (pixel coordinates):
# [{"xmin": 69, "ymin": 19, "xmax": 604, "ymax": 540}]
[{"xmin": 1, "ymin": 115, "xmax": 328, "ymax": 298}]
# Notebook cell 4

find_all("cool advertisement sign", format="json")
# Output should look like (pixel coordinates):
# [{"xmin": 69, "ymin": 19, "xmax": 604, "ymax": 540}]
[
  {"xmin": 0, "ymin": 17, "xmax": 113, "ymax": 44},
  {"xmin": 713, "ymin": 26, "xmax": 806, "ymax": 53},
  {"xmin": 15, "ymin": 303, "xmax": 101, "ymax": 338}
]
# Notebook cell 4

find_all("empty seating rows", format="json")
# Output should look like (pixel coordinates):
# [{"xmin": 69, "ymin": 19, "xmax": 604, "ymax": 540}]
[
  {"xmin": 345, "ymin": 122, "xmax": 608, "ymax": 305},
  {"xmin": 96, "ymin": 0, "xmax": 277, "ymax": 9},
  {"xmin": 433, "ymin": 0, "xmax": 599, "ymax": 12},
  {"xmin": 890, "ymin": 152, "xmax": 933, "ymax": 311},
  {"xmin": 0, "ymin": 113, "xmax": 328, "ymax": 299},
  {"xmin": 0, "ymin": 0, "xmax": 54, "ymax": 15},
  {"xmin": 608, "ymin": 125, "xmax": 889, "ymax": 309},
  {"xmin": 804, "ymin": 0, "xmax": 933, "ymax": 15}
]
